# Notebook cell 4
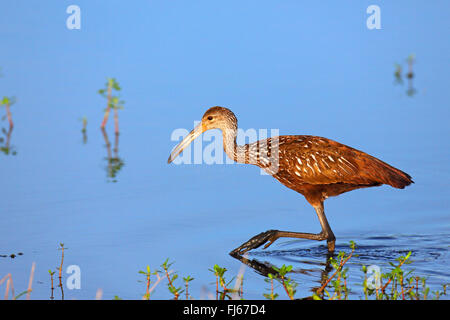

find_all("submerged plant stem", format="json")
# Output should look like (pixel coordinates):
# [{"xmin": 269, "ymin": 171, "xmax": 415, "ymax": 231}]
[{"xmin": 100, "ymin": 85, "xmax": 112, "ymax": 129}]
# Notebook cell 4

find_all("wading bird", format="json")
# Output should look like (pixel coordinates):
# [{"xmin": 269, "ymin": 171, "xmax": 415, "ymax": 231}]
[{"xmin": 168, "ymin": 107, "xmax": 413, "ymax": 254}]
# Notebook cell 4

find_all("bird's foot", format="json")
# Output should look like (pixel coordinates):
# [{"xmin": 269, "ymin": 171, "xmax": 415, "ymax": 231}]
[{"xmin": 230, "ymin": 230, "xmax": 279, "ymax": 256}]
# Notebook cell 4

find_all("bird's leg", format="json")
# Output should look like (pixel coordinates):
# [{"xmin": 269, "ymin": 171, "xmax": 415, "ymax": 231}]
[
  {"xmin": 229, "ymin": 202, "xmax": 336, "ymax": 255},
  {"xmin": 230, "ymin": 230, "xmax": 327, "ymax": 255},
  {"xmin": 314, "ymin": 202, "xmax": 335, "ymax": 252}
]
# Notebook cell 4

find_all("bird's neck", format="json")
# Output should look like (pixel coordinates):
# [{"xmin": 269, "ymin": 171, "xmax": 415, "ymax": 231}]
[{"xmin": 222, "ymin": 126, "xmax": 238, "ymax": 161}]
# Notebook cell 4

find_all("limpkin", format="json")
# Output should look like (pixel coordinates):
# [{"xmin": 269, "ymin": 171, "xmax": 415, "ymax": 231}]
[{"xmin": 168, "ymin": 107, "xmax": 413, "ymax": 254}]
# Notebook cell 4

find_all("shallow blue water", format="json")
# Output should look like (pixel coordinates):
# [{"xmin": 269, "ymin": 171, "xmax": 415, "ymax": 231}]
[{"xmin": 0, "ymin": 124, "xmax": 448, "ymax": 299}]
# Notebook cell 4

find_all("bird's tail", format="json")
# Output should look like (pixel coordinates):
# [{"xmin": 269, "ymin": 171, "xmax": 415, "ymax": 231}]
[{"xmin": 370, "ymin": 157, "xmax": 414, "ymax": 189}]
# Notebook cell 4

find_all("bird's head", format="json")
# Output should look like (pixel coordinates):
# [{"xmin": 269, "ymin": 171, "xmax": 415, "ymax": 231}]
[{"xmin": 167, "ymin": 106, "xmax": 237, "ymax": 163}]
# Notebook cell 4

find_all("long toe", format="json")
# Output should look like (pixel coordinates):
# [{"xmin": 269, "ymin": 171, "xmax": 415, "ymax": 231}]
[{"xmin": 230, "ymin": 230, "xmax": 278, "ymax": 255}]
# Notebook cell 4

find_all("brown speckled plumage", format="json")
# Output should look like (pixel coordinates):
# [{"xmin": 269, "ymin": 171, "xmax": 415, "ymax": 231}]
[
  {"xmin": 168, "ymin": 106, "xmax": 413, "ymax": 254},
  {"xmin": 243, "ymin": 135, "xmax": 412, "ymax": 206}
]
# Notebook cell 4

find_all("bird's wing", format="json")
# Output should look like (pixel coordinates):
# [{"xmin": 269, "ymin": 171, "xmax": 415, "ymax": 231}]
[{"xmin": 256, "ymin": 135, "xmax": 412, "ymax": 188}]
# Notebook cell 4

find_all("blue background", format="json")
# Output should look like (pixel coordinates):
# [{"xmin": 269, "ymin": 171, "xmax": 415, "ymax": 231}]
[{"xmin": 0, "ymin": 1, "xmax": 449, "ymax": 299}]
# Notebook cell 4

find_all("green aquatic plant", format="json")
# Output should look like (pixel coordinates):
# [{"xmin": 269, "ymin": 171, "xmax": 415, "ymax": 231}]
[
  {"xmin": 307, "ymin": 241, "xmax": 448, "ymax": 300},
  {"xmin": 394, "ymin": 63, "xmax": 403, "ymax": 84},
  {"xmin": 80, "ymin": 116, "xmax": 88, "ymax": 133},
  {"xmin": 57, "ymin": 243, "xmax": 66, "ymax": 283},
  {"xmin": 79, "ymin": 116, "xmax": 88, "ymax": 144},
  {"xmin": 272, "ymin": 264, "xmax": 298, "ymax": 300},
  {"xmin": 0, "ymin": 96, "xmax": 15, "ymax": 129},
  {"xmin": 361, "ymin": 250, "xmax": 447, "ymax": 300},
  {"xmin": 108, "ymin": 156, "xmax": 125, "ymax": 179},
  {"xmin": 0, "ymin": 126, "xmax": 16, "ymax": 156},
  {"xmin": 393, "ymin": 54, "xmax": 417, "ymax": 97},
  {"xmin": 313, "ymin": 241, "xmax": 355, "ymax": 300},
  {"xmin": 263, "ymin": 273, "xmax": 279, "ymax": 300},
  {"xmin": 138, "ymin": 265, "xmax": 154, "ymax": 300},
  {"xmin": 209, "ymin": 264, "xmax": 236, "ymax": 300},
  {"xmin": 101, "ymin": 127, "xmax": 125, "ymax": 182},
  {"xmin": 111, "ymin": 96, "xmax": 124, "ymax": 135},
  {"xmin": 161, "ymin": 258, "xmax": 183, "ymax": 300},
  {"xmin": 48, "ymin": 270, "xmax": 55, "ymax": 300},
  {"xmin": 98, "ymin": 78, "xmax": 124, "ymax": 134},
  {"xmin": 57, "ymin": 243, "xmax": 67, "ymax": 300},
  {"xmin": 406, "ymin": 54, "xmax": 415, "ymax": 80},
  {"xmin": 183, "ymin": 275, "xmax": 194, "ymax": 300},
  {"xmin": 3, "ymin": 245, "xmax": 448, "ymax": 300},
  {"xmin": 406, "ymin": 53, "xmax": 416, "ymax": 96}
]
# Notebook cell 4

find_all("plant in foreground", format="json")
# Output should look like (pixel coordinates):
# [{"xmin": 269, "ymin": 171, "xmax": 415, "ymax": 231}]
[
  {"xmin": 362, "ymin": 250, "xmax": 447, "ymax": 300},
  {"xmin": 310, "ymin": 241, "xmax": 447, "ymax": 300},
  {"xmin": 263, "ymin": 273, "xmax": 279, "ymax": 300},
  {"xmin": 183, "ymin": 275, "xmax": 194, "ymax": 300},
  {"xmin": 272, "ymin": 265, "xmax": 298, "ymax": 300},
  {"xmin": 57, "ymin": 243, "xmax": 67, "ymax": 300},
  {"xmin": 209, "ymin": 264, "xmax": 236, "ymax": 300},
  {"xmin": 4, "ymin": 244, "xmax": 447, "ymax": 300},
  {"xmin": 1, "ymin": 262, "xmax": 35, "ymax": 300},
  {"xmin": 313, "ymin": 241, "xmax": 356, "ymax": 300},
  {"xmin": 138, "ymin": 265, "xmax": 153, "ymax": 300},
  {"xmin": 48, "ymin": 270, "xmax": 55, "ymax": 300}
]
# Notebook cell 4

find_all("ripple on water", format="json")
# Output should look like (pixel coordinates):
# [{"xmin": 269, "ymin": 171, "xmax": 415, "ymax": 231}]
[{"xmin": 242, "ymin": 232, "xmax": 449, "ymax": 298}]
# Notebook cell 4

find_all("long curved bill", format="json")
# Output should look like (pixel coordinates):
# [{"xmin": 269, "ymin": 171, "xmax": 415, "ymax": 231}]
[{"xmin": 167, "ymin": 122, "xmax": 203, "ymax": 163}]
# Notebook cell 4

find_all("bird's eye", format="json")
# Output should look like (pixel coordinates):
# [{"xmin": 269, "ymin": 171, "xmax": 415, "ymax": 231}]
[{"xmin": 207, "ymin": 116, "xmax": 213, "ymax": 121}]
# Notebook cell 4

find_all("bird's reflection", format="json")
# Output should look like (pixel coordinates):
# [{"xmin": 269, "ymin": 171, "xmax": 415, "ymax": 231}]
[
  {"xmin": 230, "ymin": 247, "xmax": 334, "ymax": 299},
  {"xmin": 0, "ymin": 126, "xmax": 16, "ymax": 156},
  {"xmin": 101, "ymin": 128, "xmax": 124, "ymax": 183}
]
